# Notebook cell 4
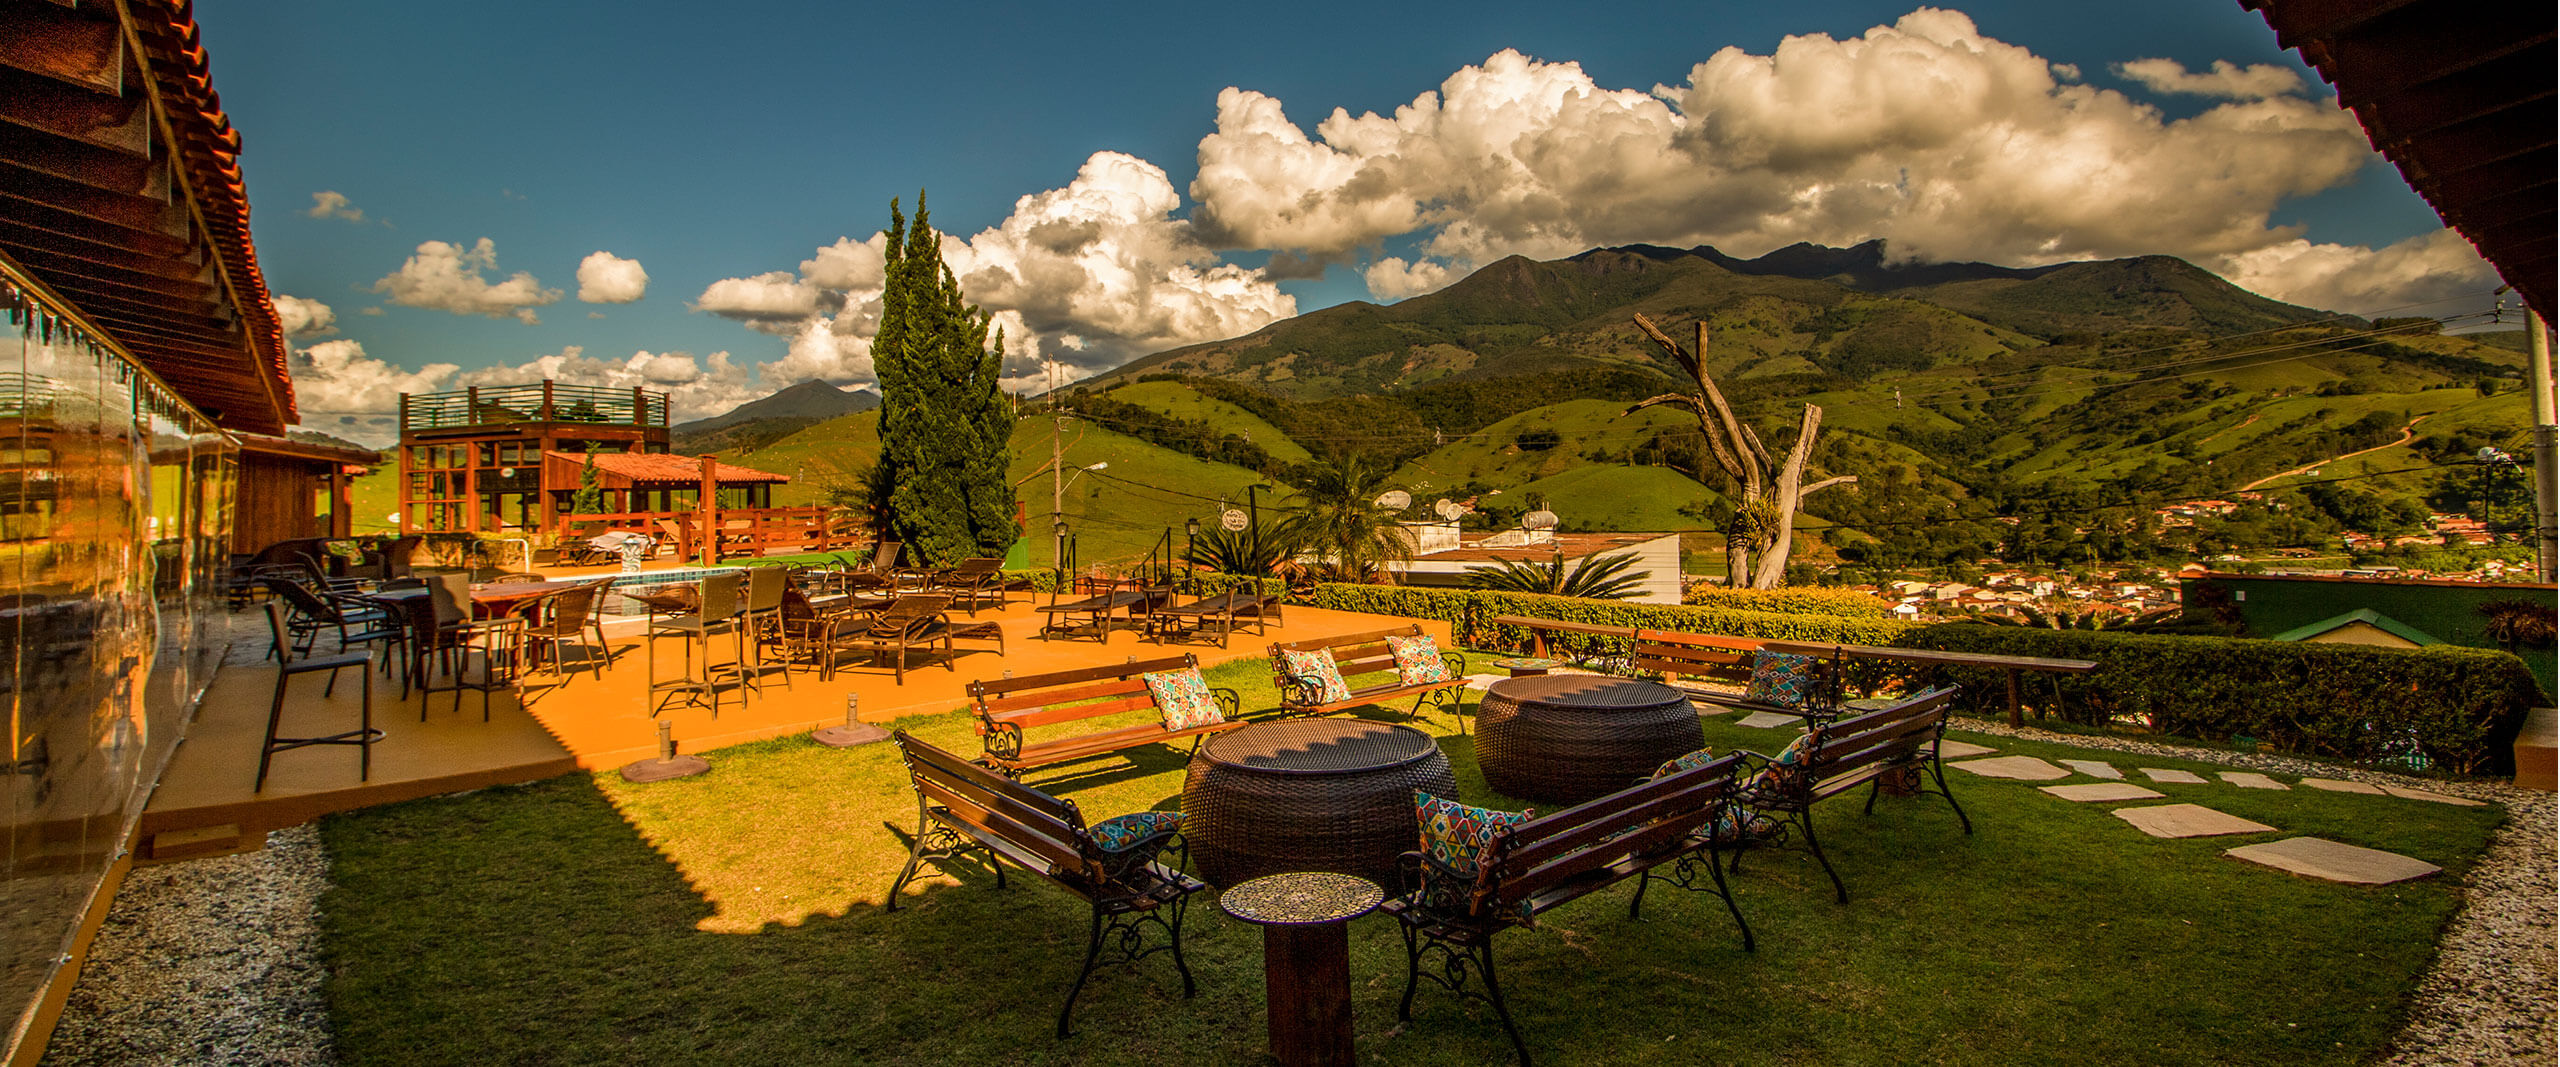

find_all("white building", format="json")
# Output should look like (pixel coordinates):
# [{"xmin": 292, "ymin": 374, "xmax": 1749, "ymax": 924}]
[{"xmin": 1386, "ymin": 523, "xmax": 1686, "ymax": 604}]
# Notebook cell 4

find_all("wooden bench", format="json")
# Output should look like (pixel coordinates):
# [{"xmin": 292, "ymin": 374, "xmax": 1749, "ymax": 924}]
[
  {"xmin": 971, "ymin": 654, "xmax": 1245, "ymax": 779},
  {"xmin": 1726, "ymin": 686, "xmax": 1966, "ymax": 903},
  {"xmin": 1381, "ymin": 753, "xmax": 1754, "ymax": 1066},
  {"xmin": 1269, "ymin": 624, "xmax": 1466, "ymax": 721},
  {"xmin": 885, "ymin": 732, "xmax": 1205, "ymax": 1037},
  {"xmin": 1630, "ymin": 628, "xmax": 1845, "ymax": 722},
  {"xmin": 1488, "ymin": 614, "xmax": 1635, "ymax": 665}
]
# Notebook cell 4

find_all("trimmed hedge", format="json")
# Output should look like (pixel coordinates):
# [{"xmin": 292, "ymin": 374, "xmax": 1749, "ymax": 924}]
[
  {"xmin": 1679, "ymin": 584, "xmax": 1895, "ymax": 618},
  {"xmin": 1303, "ymin": 583, "xmax": 2539, "ymax": 776},
  {"xmin": 1884, "ymin": 625, "xmax": 2541, "ymax": 776},
  {"xmin": 1302, "ymin": 585, "xmax": 1913, "ymax": 650}
]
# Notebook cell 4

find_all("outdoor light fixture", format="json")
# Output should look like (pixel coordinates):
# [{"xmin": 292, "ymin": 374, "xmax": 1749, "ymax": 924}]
[{"xmin": 1187, "ymin": 518, "xmax": 1201, "ymax": 539}]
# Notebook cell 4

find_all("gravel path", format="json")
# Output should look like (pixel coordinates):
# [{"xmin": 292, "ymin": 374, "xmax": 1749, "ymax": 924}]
[
  {"xmin": 1957, "ymin": 719, "xmax": 2557, "ymax": 1066},
  {"xmin": 42, "ymin": 719, "xmax": 2553, "ymax": 1065},
  {"xmin": 44, "ymin": 825, "xmax": 335, "ymax": 1067}
]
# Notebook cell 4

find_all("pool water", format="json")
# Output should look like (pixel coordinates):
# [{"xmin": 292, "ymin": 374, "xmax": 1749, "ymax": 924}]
[{"xmin": 592, "ymin": 566, "xmax": 748, "ymax": 617}]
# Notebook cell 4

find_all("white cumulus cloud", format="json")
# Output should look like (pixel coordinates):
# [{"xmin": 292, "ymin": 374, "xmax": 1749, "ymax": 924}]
[
  {"xmin": 287, "ymin": 339, "xmax": 460, "ymax": 444},
  {"xmin": 575, "ymin": 251, "xmax": 649, "ymax": 303},
  {"xmin": 307, "ymin": 191, "xmax": 365, "ymax": 222},
  {"xmin": 1189, "ymin": 9, "xmax": 2377, "ymax": 302},
  {"xmin": 697, "ymin": 151, "xmax": 1296, "ymax": 387},
  {"xmin": 2213, "ymin": 229, "xmax": 2500, "ymax": 318},
  {"xmin": 272, "ymin": 294, "xmax": 337, "ymax": 337},
  {"xmin": 2114, "ymin": 58, "xmax": 2304, "ymax": 100},
  {"xmin": 371, "ymin": 238, "xmax": 562, "ymax": 324}
]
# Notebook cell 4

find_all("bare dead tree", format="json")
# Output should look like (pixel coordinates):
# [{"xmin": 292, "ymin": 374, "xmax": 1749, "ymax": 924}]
[{"xmin": 1622, "ymin": 313, "xmax": 1856, "ymax": 588}]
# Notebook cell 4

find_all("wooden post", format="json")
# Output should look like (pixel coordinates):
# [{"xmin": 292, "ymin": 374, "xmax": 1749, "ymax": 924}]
[{"xmin": 699, "ymin": 454, "xmax": 720, "ymax": 566}]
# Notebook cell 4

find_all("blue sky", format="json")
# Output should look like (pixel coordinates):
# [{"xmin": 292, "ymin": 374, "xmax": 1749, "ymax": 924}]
[{"xmin": 193, "ymin": 1, "xmax": 2490, "ymax": 442}]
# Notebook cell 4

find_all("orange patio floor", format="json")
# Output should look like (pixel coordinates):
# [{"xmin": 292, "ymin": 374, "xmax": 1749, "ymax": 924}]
[{"xmin": 136, "ymin": 594, "xmax": 1449, "ymax": 860}]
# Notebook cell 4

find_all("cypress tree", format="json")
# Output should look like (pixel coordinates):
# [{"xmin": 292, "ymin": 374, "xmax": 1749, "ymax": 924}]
[{"xmin": 872, "ymin": 193, "xmax": 1020, "ymax": 566}]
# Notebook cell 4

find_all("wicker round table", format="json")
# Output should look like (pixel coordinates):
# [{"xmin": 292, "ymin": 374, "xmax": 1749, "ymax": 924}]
[
  {"xmin": 1183, "ymin": 719, "xmax": 1457, "ymax": 888},
  {"xmin": 1476, "ymin": 675, "xmax": 1705, "ymax": 804}
]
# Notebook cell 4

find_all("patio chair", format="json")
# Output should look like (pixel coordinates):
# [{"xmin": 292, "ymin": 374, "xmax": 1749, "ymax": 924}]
[
  {"xmin": 647, "ymin": 571, "xmax": 747, "ymax": 716},
  {"xmin": 738, "ymin": 566, "xmax": 793, "ymax": 694},
  {"xmin": 929, "ymin": 557, "xmax": 1009, "ymax": 614},
  {"xmin": 822, "ymin": 594, "xmax": 953, "ymax": 683},
  {"xmin": 257, "ymin": 602, "xmax": 381, "ymax": 792},
  {"xmin": 370, "ymin": 535, "xmax": 423, "ymax": 582},
  {"xmin": 263, "ymin": 576, "xmax": 400, "ymax": 659},
  {"xmin": 842, "ymin": 541, "xmax": 903, "ymax": 592},
  {"xmin": 525, "ymin": 579, "xmax": 614, "ymax": 678},
  {"xmin": 491, "ymin": 572, "xmax": 547, "ymax": 584}
]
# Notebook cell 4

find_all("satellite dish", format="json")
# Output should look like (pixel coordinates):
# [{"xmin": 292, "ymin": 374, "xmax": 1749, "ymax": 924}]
[
  {"xmin": 1220, "ymin": 509, "xmax": 1249, "ymax": 532},
  {"xmin": 1433, "ymin": 498, "xmax": 1463, "ymax": 520},
  {"xmin": 1374, "ymin": 490, "xmax": 1411, "ymax": 510},
  {"xmin": 1522, "ymin": 509, "xmax": 1559, "ymax": 531}
]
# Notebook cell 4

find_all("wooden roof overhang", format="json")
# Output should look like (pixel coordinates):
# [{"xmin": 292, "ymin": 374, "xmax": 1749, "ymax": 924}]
[
  {"xmin": 2242, "ymin": 0, "xmax": 2557, "ymax": 323},
  {"xmin": 542, "ymin": 450, "xmax": 792, "ymax": 491},
  {"xmin": 0, "ymin": 0, "xmax": 294, "ymax": 433}
]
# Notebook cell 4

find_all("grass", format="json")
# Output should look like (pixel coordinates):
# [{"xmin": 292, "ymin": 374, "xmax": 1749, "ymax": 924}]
[{"xmin": 315, "ymin": 654, "xmax": 2504, "ymax": 1065}]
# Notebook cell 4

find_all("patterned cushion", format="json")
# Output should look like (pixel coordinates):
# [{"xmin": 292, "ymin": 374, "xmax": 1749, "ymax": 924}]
[
  {"xmin": 1650, "ymin": 747, "xmax": 1721, "ymax": 780},
  {"xmin": 1751, "ymin": 729, "xmax": 1822, "ymax": 794},
  {"xmin": 1708, "ymin": 805, "xmax": 1782, "ymax": 844},
  {"xmin": 1087, "ymin": 810, "xmax": 1185, "ymax": 882},
  {"xmin": 1089, "ymin": 809, "xmax": 1185, "ymax": 853},
  {"xmin": 1143, "ymin": 668, "xmax": 1225, "ymax": 731},
  {"xmin": 1744, "ymin": 651, "xmax": 1822, "ymax": 708},
  {"xmin": 1385, "ymin": 633, "xmax": 1453, "ymax": 685},
  {"xmin": 1414, "ymin": 792, "xmax": 1535, "ymax": 922},
  {"xmin": 1275, "ymin": 647, "xmax": 1352, "ymax": 705}
]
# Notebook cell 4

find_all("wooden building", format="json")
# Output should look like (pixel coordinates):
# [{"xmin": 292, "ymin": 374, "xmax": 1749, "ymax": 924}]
[
  {"xmin": 395, "ymin": 380, "xmax": 671, "ymax": 534},
  {"xmin": 542, "ymin": 449, "xmax": 789, "ymax": 516},
  {"xmin": 230, "ymin": 433, "xmax": 379, "ymax": 554}
]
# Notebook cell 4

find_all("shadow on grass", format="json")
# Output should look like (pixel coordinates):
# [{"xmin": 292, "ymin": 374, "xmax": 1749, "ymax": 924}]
[{"xmin": 316, "ymin": 664, "xmax": 2509, "ymax": 1066}]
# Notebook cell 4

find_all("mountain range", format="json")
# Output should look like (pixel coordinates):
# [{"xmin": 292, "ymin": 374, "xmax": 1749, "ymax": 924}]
[{"xmin": 671, "ymin": 379, "xmax": 877, "ymax": 455}]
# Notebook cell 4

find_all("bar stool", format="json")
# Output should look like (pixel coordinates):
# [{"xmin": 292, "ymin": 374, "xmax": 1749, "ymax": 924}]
[
  {"xmin": 257, "ymin": 602, "xmax": 383, "ymax": 791},
  {"xmin": 648, "ymin": 571, "xmax": 746, "ymax": 716},
  {"xmin": 739, "ymin": 567, "xmax": 793, "ymax": 695}
]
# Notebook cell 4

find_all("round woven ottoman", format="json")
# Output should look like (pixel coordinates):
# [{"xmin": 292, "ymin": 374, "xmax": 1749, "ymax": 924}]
[
  {"xmin": 1183, "ymin": 719, "xmax": 1457, "ymax": 887},
  {"xmin": 1476, "ymin": 675, "xmax": 1705, "ymax": 804}
]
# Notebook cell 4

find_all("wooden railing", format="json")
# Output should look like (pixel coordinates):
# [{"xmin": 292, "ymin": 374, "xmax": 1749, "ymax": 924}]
[{"xmin": 557, "ymin": 507, "xmax": 858, "ymax": 561}]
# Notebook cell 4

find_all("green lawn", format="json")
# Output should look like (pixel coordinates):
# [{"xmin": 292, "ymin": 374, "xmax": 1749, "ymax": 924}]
[{"xmin": 317, "ymin": 655, "xmax": 2501, "ymax": 1065}]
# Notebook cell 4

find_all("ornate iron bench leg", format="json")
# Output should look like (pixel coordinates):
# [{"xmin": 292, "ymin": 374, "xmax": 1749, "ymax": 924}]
[
  {"xmin": 1931, "ymin": 756, "xmax": 1972, "ymax": 834},
  {"xmin": 1057, "ymin": 905, "xmax": 1109, "ymax": 1038},
  {"xmin": 1165, "ymin": 890, "xmax": 1198, "ymax": 998},
  {"xmin": 1479, "ymin": 944, "xmax": 1530, "ymax": 1067},
  {"xmin": 1798, "ymin": 808, "xmax": 1848, "ymax": 904},
  {"xmin": 1396, "ymin": 918, "xmax": 1426, "ymax": 1023}
]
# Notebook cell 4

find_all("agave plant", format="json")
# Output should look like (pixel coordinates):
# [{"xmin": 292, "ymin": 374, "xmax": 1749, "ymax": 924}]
[{"xmin": 1466, "ymin": 550, "xmax": 1651, "ymax": 600}]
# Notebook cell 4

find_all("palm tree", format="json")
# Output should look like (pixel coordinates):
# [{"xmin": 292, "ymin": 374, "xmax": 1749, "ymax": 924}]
[
  {"xmin": 1466, "ymin": 550, "xmax": 1651, "ymax": 600},
  {"xmin": 1286, "ymin": 454, "xmax": 1413, "ymax": 583},
  {"xmin": 1185, "ymin": 517, "xmax": 1304, "ymax": 576}
]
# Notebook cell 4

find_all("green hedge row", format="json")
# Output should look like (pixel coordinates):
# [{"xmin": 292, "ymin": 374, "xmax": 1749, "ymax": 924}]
[
  {"xmin": 1303, "ymin": 584, "xmax": 2540, "ymax": 776},
  {"xmin": 1678, "ymin": 585, "xmax": 1895, "ymax": 618},
  {"xmin": 1301, "ymin": 585, "xmax": 1914, "ymax": 649},
  {"xmin": 1883, "ymin": 625, "xmax": 2541, "ymax": 776}
]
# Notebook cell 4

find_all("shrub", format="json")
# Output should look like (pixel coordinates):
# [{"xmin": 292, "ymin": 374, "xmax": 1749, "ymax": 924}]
[
  {"xmin": 1303, "ymin": 585, "xmax": 1912, "ymax": 651},
  {"xmin": 1680, "ymin": 583, "xmax": 1894, "ymax": 618},
  {"xmin": 1887, "ymin": 624, "xmax": 2541, "ymax": 775}
]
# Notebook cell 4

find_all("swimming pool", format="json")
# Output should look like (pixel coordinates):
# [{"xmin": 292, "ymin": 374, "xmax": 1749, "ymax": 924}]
[{"xmin": 591, "ymin": 566, "xmax": 749, "ymax": 617}]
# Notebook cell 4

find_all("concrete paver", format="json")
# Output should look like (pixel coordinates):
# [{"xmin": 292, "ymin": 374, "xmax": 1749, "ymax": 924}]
[
  {"xmin": 2226, "ymin": 837, "xmax": 2441, "ymax": 884},
  {"xmin": 2113, "ymin": 803, "xmax": 2277, "ymax": 839},
  {"xmin": 2057, "ymin": 759, "xmax": 2121, "ymax": 779},
  {"xmin": 2221, "ymin": 772, "xmax": 2289, "ymax": 790},
  {"xmin": 1948, "ymin": 755, "xmax": 2071, "ymax": 781},
  {"xmin": 2298, "ymin": 777, "xmax": 2387, "ymax": 795},
  {"xmin": 2040, "ymin": 783, "xmax": 2166, "ymax": 803},
  {"xmin": 2139, "ymin": 768, "xmax": 2208, "ymax": 784}
]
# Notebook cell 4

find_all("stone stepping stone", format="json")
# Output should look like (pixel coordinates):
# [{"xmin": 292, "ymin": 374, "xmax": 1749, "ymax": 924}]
[
  {"xmin": 1462, "ymin": 674, "xmax": 1507, "ymax": 692},
  {"xmin": 1948, "ymin": 755, "xmax": 2070, "ymax": 781},
  {"xmin": 2138, "ymin": 768, "xmax": 2208, "ymax": 784},
  {"xmin": 2057, "ymin": 759, "xmax": 2121, "ymax": 779},
  {"xmin": 2380, "ymin": 786, "xmax": 2487, "ymax": 807},
  {"xmin": 2040, "ymin": 783, "xmax": 2165, "ymax": 803},
  {"xmin": 2113, "ymin": 803, "xmax": 2276, "ymax": 839},
  {"xmin": 2221, "ymin": 772, "xmax": 2289, "ymax": 790},
  {"xmin": 1937, "ymin": 740, "xmax": 1996, "ymax": 759},
  {"xmin": 2226, "ymin": 837, "xmax": 2441, "ymax": 884},
  {"xmin": 1734, "ymin": 711, "xmax": 1801, "ymax": 729},
  {"xmin": 2298, "ymin": 777, "xmax": 2386, "ymax": 795}
]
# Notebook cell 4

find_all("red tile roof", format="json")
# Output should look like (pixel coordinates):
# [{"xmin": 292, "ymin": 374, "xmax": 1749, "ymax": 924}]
[{"xmin": 546, "ymin": 451, "xmax": 790, "ymax": 486}]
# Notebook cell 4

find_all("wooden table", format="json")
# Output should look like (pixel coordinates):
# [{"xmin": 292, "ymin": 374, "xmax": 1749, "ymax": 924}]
[
  {"xmin": 1766, "ymin": 641, "xmax": 2098, "ymax": 727},
  {"xmin": 1220, "ymin": 871, "xmax": 1382, "ymax": 1067}
]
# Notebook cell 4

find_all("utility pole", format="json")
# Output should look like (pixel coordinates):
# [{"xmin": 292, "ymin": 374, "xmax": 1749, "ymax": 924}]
[
  {"xmin": 2529, "ymin": 310, "xmax": 2556, "ymax": 582},
  {"xmin": 1050, "ymin": 360, "xmax": 1067, "ymax": 579}
]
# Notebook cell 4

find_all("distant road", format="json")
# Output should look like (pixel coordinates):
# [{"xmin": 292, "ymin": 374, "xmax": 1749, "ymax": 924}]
[{"xmin": 2238, "ymin": 415, "xmax": 2426, "ymax": 492}]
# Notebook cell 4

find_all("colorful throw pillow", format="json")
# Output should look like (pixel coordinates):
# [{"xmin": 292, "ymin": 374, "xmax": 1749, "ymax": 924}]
[
  {"xmin": 1143, "ymin": 668, "xmax": 1225, "ymax": 731},
  {"xmin": 1750, "ymin": 730, "xmax": 1822, "ymax": 795},
  {"xmin": 1275, "ymin": 647, "xmax": 1352, "ymax": 705},
  {"xmin": 1087, "ymin": 809, "xmax": 1185, "ymax": 881},
  {"xmin": 1650, "ymin": 747, "xmax": 1721, "ymax": 780},
  {"xmin": 1743, "ymin": 651, "xmax": 1822, "ymax": 708},
  {"xmin": 1708, "ymin": 805, "xmax": 1782, "ymax": 844},
  {"xmin": 1413, "ymin": 792, "xmax": 1534, "ymax": 921},
  {"xmin": 1385, "ymin": 633, "xmax": 1453, "ymax": 685},
  {"xmin": 1088, "ymin": 809, "xmax": 1185, "ymax": 853}
]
